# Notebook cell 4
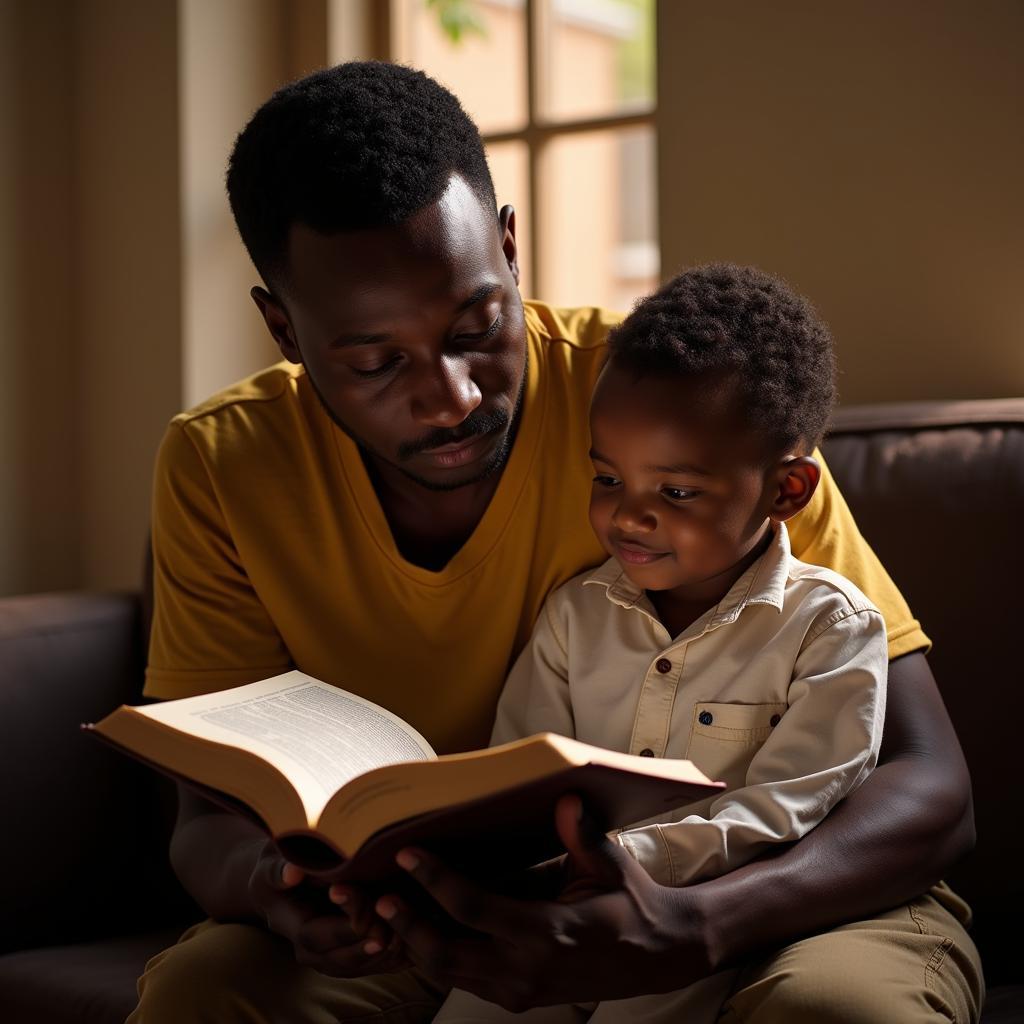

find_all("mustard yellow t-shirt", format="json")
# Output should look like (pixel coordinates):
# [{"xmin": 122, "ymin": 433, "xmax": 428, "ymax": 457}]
[{"xmin": 145, "ymin": 300, "xmax": 927, "ymax": 753}]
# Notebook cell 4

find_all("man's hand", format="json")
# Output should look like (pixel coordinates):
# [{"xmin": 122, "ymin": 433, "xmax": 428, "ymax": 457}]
[
  {"xmin": 372, "ymin": 796, "xmax": 713, "ymax": 1012},
  {"xmin": 248, "ymin": 841, "xmax": 406, "ymax": 977}
]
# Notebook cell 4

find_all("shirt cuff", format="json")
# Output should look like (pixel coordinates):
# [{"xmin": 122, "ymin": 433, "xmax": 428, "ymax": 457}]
[{"xmin": 617, "ymin": 826, "xmax": 675, "ymax": 886}]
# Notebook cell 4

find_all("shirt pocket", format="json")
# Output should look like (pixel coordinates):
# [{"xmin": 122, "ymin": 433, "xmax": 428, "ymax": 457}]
[{"xmin": 684, "ymin": 701, "xmax": 787, "ymax": 792}]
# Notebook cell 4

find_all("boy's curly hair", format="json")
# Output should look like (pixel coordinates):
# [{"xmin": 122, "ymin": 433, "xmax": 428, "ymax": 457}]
[
  {"xmin": 227, "ymin": 61, "xmax": 496, "ymax": 291},
  {"xmin": 607, "ymin": 264, "xmax": 836, "ymax": 452}
]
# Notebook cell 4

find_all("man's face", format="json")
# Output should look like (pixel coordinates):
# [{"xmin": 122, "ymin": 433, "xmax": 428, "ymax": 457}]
[
  {"xmin": 588, "ymin": 364, "xmax": 777, "ymax": 597},
  {"xmin": 262, "ymin": 175, "xmax": 526, "ymax": 491}
]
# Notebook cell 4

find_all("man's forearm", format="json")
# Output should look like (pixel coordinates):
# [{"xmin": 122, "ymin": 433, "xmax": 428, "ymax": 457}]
[
  {"xmin": 169, "ymin": 786, "xmax": 267, "ymax": 923},
  {"xmin": 679, "ymin": 651, "xmax": 974, "ymax": 971}
]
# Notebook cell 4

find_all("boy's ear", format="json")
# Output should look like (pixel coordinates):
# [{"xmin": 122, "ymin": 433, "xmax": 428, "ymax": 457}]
[
  {"xmin": 769, "ymin": 455, "xmax": 821, "ymax": 522},
  {"xmin": 251, "ymin": 286, "xmax": 302, "ymax": 364}
]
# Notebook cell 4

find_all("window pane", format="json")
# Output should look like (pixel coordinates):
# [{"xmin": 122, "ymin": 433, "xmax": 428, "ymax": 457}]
[
  {"xmin": 486, "ymin": 140, "xmax": 533, "ymax": 298},
  {"xmin": 391, "ymin": 0, "xmax": 527, "ymax": 134},
  {"xmin": 539, "ymin": 126, "xmax": 658, "ymax": 312},
  {"xmin": 540, "ymin": 0, "xmax": 655, "ymax": 123}
]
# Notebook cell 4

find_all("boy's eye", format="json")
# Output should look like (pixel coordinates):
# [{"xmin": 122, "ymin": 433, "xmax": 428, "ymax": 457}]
[
  {"xmin": 662, "ymin": 486, "xmax": 699, "ymax": 502},
  {"xmin": 592, "ymin": 474, "xmax": 620, "ymax": 488}
]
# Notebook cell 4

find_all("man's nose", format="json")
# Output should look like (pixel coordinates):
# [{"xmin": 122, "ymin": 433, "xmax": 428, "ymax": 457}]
[
  {"xmin": 612, "ymin": 493, "xmax": 657, "ymax": 533},
  {"xmin": 411, "ymin": 355, "xmax": 483, "ymax": 427}
]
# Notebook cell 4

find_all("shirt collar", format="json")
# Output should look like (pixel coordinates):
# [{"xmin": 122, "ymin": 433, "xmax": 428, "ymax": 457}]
[{"xmin": 582, "ymin": 523, "xmax": 793, "ymax": 630}]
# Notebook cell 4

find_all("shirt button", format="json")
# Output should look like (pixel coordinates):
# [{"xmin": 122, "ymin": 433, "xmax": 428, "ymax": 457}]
[
  {"xmin": 770, "ymin": 714, "xmax": 782, "ymax": 727},
  {"xmin": 655, "ymin": 658, "xmax": 672, "ymax": 674},
  {"xmin": 639, "ymin": 748, "xmax": 655, "ymax": 757},
  {"xmin": 698, "ymin": 710, "xmax": 714, "ymax": 726}
]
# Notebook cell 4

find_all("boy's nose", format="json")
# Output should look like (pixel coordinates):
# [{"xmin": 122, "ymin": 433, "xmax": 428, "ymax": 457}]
[{"xmin": 612, "ymin": 497, "xmax": 657, "ymax": 533}]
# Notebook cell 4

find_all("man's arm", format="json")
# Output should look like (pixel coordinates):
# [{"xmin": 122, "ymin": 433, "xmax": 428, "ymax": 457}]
[
  {"xmin": 171, "ymin": 785, "xmax": 407, "ymax": 976},
  {"xmin": 374, "ymin": 651, "xmax": 974, "ymax": 1009},
  {"xmin": 694, "ymin": 650, "xmax": 973, "ymax": 966},
  {"xmin": 170, "ymin": 786, "xmax": 270, "ymax": 923}
]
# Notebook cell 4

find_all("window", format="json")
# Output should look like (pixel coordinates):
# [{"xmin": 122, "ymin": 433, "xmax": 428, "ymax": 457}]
[{"xmin": 385, "ymin": 0, "xmax": 657, "ymax": 311}]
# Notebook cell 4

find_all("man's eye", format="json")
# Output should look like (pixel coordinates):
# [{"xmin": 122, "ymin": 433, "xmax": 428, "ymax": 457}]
[
  {"xmin": 662, "ymin": 487, "xmax": 699, "ymax": 502},
  {"xmin": 458, "ymin": 314, "xmax": 503, "ymax": 343},
  {"xmin": 350, "ymin": 356, "xmax": 400, "ymax": 379},
  {"xmin": 592, "ymin": 474, "xmax": 620, "ymax": 488}
]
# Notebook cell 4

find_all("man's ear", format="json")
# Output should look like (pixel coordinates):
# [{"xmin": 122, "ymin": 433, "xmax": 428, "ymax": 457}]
[
  {"xmin": 498, "ymin": 205, "xmax": 520, "ymax": 286},
  {"xmin": 769, "ymin": 455, "xmax": 821, "ymax": 522},
  {"xmin": 251, "ymin": 286, "xmax": 302, "ymax": 364}
]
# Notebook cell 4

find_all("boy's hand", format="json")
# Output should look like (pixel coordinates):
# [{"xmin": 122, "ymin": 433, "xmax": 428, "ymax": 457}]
[
  {"xmin": 370, "ymin": 795, "xmax": 714, "ymax": 1011},
  {"xmin": 248, "ymin": 841, "xmax": 406, "ymax": 976},
  {"xmin": 329, "ymin": 881, "xmax": 405, "ymax": 962}
]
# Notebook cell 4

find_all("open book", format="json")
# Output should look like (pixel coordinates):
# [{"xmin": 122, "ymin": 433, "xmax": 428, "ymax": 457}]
[{"xmin": 87, "ymin": 671, "xmax": 723, "ymax": 881}]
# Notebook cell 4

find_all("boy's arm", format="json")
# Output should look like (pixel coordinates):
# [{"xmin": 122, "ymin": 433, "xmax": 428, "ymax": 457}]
[
  {"xmin": 375, "ymin": 455, "xmax": 973, "ymax": 1006},
  {"xmin": 490, "ymin": 595, "xmax": 573, "ymax": 745},
  {"xmin": 696, "ymin": 649, "xmax": 974, "ymax": 962},
  {"xmin": 618, "ymin": 606, "xmax": 888, "ymax": 887},
  {"xmin": 377, "ymin": 650, "xmax": 973, "ymax": 1008}
]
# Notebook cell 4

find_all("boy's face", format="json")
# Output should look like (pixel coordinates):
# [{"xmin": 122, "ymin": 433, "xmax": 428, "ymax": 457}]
[{"xmin": 588, "ymin": 363, "xmax": 780, "ymax": 598}]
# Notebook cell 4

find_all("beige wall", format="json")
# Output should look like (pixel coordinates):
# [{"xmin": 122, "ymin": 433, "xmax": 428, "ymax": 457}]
[
  {"xmin": 180, "ymin": 0, "xmax": 388, "ymax": 411},
  {"xmin": 3, "ymin": 2, "xmax": 1020, "ymax": 596},
  {"xmin": 658, "ymin": 1, "xmax": 1024, "ymax": 404},
  {"xmin": 180, "ymin": 0, "xmax": 288, "ymax": 407},
  {"xmin": 74, "ymin": 0, "xmax": 184, "ymax": 591},
  {"xmin": 0, "ymin": 0, "xmax": 374, "ymax": 597},
  {"xmin": 1, "ymin": 1, "xmax": 80, "ymax": 594},
  {"xmin": 1, "ymin": 0, "xmax": 184, "ymax": 597},
  {"xmin": 180, "ymin": 0, "xmax": 382, "ymax": 410}
]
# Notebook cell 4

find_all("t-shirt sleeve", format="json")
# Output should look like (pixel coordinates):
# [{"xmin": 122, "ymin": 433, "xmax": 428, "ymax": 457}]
[
  {"xmin": 786, "ymin": 448, "xmax": 930, "ymax": 659},
  {"xmin": 144, "ymin": 420, "xmax": 292, "ymax": 699}
]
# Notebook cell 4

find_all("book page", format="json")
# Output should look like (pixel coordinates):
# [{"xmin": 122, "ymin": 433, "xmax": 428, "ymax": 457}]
[{"xmin": 135, "ymin": 672, "xmax": 436, "ymax": 820}]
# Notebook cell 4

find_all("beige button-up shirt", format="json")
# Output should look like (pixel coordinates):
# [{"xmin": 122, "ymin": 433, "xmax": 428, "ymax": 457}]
[{"xmin": 491, "ymin": 523, "xmax": 888, "ymax": 887}]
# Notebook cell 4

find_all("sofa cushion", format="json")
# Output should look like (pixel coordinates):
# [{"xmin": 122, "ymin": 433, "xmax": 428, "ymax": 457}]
[
  {"xmin": 0, "ymin": 593, "xmax": 195, "ymax": 953},
  {"xmin": 0, "ymin": 927, "xmax": 186, "ymax": 1024},
  {"xmin": 981, "ymin": 986, "xmax": 1024, "ymax": 1024}
]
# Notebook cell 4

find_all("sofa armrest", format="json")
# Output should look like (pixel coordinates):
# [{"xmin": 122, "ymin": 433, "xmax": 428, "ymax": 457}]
[
  {"xmin": 0, "ymin": 592, "xmax": 196, "ymax": 954},
  {"xmin": 823, "ymin": 397, "xmax": 1024, "ymax": 986}
]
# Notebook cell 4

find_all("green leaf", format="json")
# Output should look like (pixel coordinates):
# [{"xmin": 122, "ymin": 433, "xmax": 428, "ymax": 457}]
[{"xmin": 426, "ymin": 0, "xmax": 487, "ymax": 46}]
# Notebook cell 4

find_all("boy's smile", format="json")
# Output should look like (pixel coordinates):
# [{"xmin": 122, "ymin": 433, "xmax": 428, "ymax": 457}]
[{"xmin": 588, "ymin": 364, "xmax": 785, "ymax": 617}]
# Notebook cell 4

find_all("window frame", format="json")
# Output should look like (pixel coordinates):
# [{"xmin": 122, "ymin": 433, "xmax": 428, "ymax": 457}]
[{"xmin": 385, "ymin": 0, "xmax": 657, "ymax": 298}]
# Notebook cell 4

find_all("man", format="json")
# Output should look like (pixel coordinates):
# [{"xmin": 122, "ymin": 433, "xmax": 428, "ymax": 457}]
[{"xmin": 130, "ymin": 62, "xmax": 982, "ymax": 1022}]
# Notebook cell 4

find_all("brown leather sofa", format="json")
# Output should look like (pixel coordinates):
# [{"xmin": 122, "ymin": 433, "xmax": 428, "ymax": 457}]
[{"xmin": 1, "ymin": 397, "xmax": 1022, "ymax": 1023}]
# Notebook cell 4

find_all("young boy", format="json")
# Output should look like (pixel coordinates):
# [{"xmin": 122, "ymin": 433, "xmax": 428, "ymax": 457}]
[{"xmin": 435, "ymin": 264, "xmax": 889, "ymax": 1022}]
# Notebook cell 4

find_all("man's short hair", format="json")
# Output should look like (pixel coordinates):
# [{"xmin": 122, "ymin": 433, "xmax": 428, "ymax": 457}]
[
  {"xmin": 607, "ymin": 263, "xmax": 836, "ymax": 453},
  {"xmin": 226, "ymin": 61, "xmax": 497, "ymax": 290}
]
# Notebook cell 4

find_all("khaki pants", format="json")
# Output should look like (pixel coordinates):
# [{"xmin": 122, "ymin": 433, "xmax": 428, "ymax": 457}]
[{"xmin": 128, "ymin": 885, "xmax": 984, "ymax": 1023}]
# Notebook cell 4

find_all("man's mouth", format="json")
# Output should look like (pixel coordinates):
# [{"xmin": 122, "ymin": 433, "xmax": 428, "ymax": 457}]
[{"xmin": 420, "ymin": 430, "xmax": 498, "ymax": 469}]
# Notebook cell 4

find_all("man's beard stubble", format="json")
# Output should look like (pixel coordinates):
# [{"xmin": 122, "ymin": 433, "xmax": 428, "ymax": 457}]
[{"xmin": 304, "ymin": 354, "xmax": 528, "ymax": 493}]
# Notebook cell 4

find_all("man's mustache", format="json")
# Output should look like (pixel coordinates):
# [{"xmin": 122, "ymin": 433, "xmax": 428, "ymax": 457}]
[{"xmin": 398, "ymin": 408, "xmax": 510, "ymax": 461}]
